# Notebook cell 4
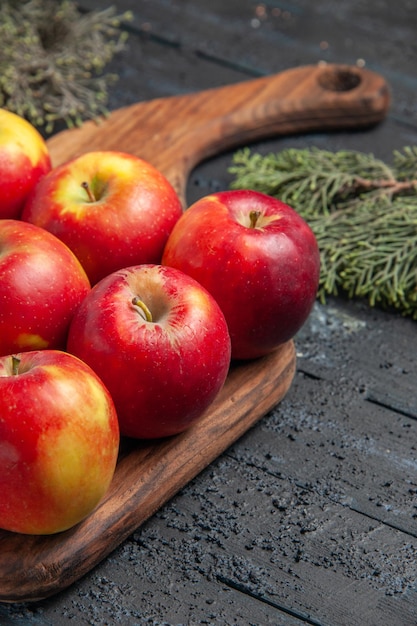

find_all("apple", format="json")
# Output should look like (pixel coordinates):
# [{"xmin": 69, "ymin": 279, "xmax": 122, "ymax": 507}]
[
  {"xmin": 21, "ymin": 150, "xmax": 183, "ymax": 284},
  {"xmin": 0, "ymin": 108, "xmax": 52, "ymax": 219},
  {"xmin": 0, "ymin": 349, "xmax": 119, "ymax": 535},
  {"xmin": 67, "ymin": 264, "xmax": 231, "ymax": 439},
  {"xmin": 162, "ymin": 190, "xmax": 320, "ymax": 360},
  {"xmin": 0, "ymin": 219, "xmax": 91, "ymax": 357}
]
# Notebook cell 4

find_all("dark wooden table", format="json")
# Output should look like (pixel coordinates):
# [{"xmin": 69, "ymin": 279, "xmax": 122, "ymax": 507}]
[{"xmin": 2, "ymin": 1, "xmax": 417, "ymax": 624}]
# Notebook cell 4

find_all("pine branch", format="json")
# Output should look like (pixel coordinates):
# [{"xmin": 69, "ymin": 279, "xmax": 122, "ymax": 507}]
[
  {"xmin": 229, "ymin": 146, "xmax": 417, "ymax": 319},
  {"xmin": 229, "ymin": 147, "xmax": 399, "ymax": 215}
]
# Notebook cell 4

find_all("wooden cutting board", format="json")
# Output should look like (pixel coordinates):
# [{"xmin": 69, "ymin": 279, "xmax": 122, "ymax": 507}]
[
  {"xmin": 46, "ymin": 63, "xmax": 390, "ymax": 205},
  {"xmin": 0, "ymin": 64, "xmax": 389, "ymax": 603}
]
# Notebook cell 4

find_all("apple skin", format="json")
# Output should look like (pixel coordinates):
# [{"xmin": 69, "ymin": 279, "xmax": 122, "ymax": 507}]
[
  {"xmin": 0, "ymin": 350, "xmax": 120, "ymax": 535},
  {"xmin": 21, "ymin": 150, "xmax": 183, "ymax": 285},
  {"xmin": 67, "ymin": 264, "xmax": 232, "ymax": 439},
  {"xmin": 162, "ymin": 190, "xmax": 320, "ymax": 360},
  {"xmin": 0, "ymin": 108, "xmax": 52, "ymax": 219},
  {"xmin": 0, "ymin": 219, "xmax": 91, "ymax": 357}
]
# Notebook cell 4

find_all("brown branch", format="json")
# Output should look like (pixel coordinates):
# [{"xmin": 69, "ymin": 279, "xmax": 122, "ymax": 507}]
[{"xmin": 350, "ymin": 176, "xmax": 417, "ymax": 196}]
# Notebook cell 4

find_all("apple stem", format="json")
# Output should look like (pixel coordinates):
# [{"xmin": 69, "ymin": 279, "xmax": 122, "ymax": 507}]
[
  {"xmin": 81, "ymin": 181, "xmax": 96, "ymax": 203},
  {"xmin": 131, "ymin": 296, "xmax": 153, "ymax": 322},
  {"xmin": 249, "ymin": 210, "xmax": 261, "ymax": 228},
  {"xmin": 11, "ymin": 355, "xmax": 20, "ymax": 376}
]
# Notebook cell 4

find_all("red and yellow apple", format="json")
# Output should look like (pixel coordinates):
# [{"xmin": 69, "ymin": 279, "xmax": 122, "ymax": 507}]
[
  {"xmin": 0, "ymin": 108, "xmax": 52, "ymax": 219},
  {"xmin": 0, "ymin": 350, "xmax": 119, "ymax": 535},
  {"xmin": 67, "ymin": 264, "xmax": 231, "ymax": 439},
  {"xmin": 0, "ymin": 219, "xmax": 91, "ymax": 357},
  {"xmin": 22, "ymin": 150, "xmax": 183, "ymax": 285},
  {"xmin": 162, "ymin": 190, "xmax": 320, "ymax": 360}
]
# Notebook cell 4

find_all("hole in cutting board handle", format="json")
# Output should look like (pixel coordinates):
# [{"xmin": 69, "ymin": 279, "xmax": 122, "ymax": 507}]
[{"xmin": 317, "ymin": 67, "xmax": 362, "ymax": 92}]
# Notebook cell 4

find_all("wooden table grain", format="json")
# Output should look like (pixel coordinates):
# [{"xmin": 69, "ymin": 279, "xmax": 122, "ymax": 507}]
[{"xmin": 1, "ymin": 1, "xmax": 416, "ymax": 625}]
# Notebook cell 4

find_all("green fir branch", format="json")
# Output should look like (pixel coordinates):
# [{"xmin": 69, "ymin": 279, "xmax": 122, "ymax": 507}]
[
  {"xmin": 229, "ymin": 147, "xmax": 398, "ymax": 216},
  {"xmin": 229, "ymin": 146, "xmax": 417, "ymax": 319}
]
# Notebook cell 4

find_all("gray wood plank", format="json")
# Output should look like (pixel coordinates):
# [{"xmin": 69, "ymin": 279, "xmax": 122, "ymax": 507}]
[{"xmin": 43, "ymin": 454, "xmax": 416, "ymax": 625}]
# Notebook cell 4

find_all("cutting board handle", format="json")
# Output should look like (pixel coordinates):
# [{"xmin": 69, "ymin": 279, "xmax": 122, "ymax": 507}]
[{"xmin": 47, "ymin": 63, "xmax": 390, "ymax": 205}]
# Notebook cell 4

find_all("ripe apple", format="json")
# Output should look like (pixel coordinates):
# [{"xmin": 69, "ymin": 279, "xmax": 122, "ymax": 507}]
[
  {"xmin": 67, "ymin": 264, "xmax": 231, "ymax": 439},
  {"xmin": 162, "ymin": 190, "xmax": 320, "ymax": 360},
  {"xmin": 21, "ymin": 150, "xmax": 183, "ymax": 285},
  {"xmin": 0, "ymin": 349, "xmax": 119, "ymax": 535},
  {"xmin": 0, "ymin": 108, "xmax": 52, "ymax": 219},
  {"xmin": 0, "ymin": 219, "xmax": 91, "ymax": 357}
]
